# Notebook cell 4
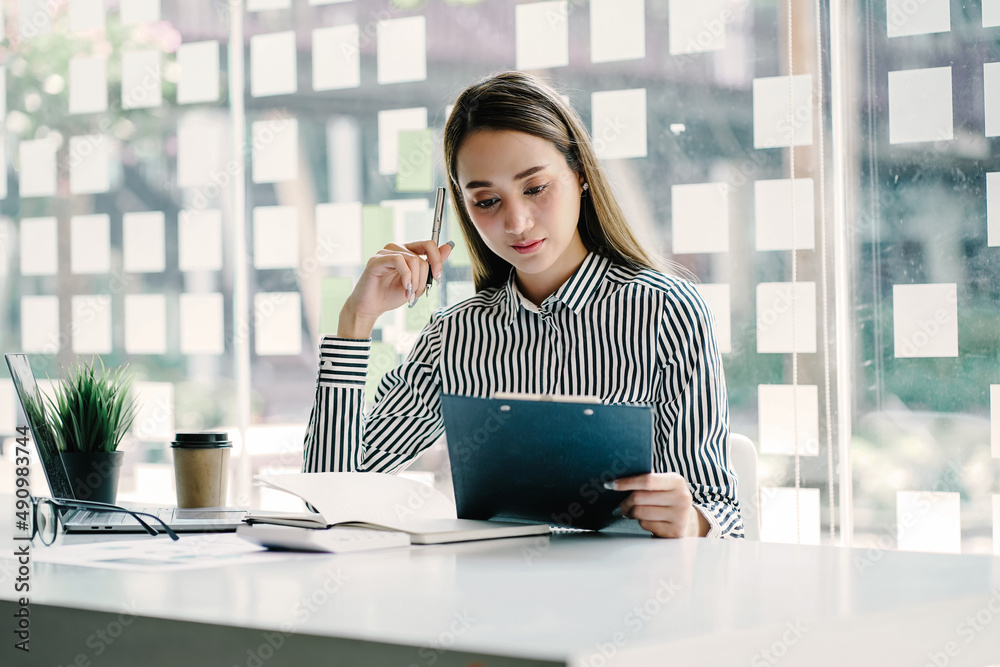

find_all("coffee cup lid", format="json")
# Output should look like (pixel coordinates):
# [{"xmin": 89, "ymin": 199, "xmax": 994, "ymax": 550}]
[{"xmin": 171, "ymin": 432, "xmax": 232, "ymax": 448}]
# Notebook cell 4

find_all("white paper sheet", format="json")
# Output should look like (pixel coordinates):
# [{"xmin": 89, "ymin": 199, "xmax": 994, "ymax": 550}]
[
  {"xmin": 71, "ymin": 294, "xmax": 113, "ymax": 354},
  {"xmin": 591, "ymin": 88, "xmax": 647, "ymax": 159},
  {"xmin": 19, "ymin": 138, "xmax": 57, "ymax": 197},
  {"xmin": 177, "ymin": 40, "xmax": 220, "ymax": 104},
  {"xmin": 758, "ymin": 384, "xmax": 819, "ymax": 456},
  {"xmin": 251, "ymin": 117, "xmax": 298, "ymax": 183},
  {"xmin": 756, "ymin": 282, "xmax": 816, "ymax": 354},
  {"xmin": 120, "ymin": 0, "xmax": 159, "ymax": 24},
  {"xmin": 693, "ymin": 284, "xmax": 731, "ymax": 354},
  {"xmin": 377, "ymin": 107, "xmax": 427, "ymax": 175},
  {"xmin": 515, "ymin": 0, "xmax": 568, "ymax": 70},
  {"xmin": 254, "ymin": 292, "xmax": 302, "ymax": 356},
  {"xmin": 69, "ymin": 55, "xmax": 107, "ymax": 113},
  {"xmin": 753, "ymin": 74, "xmax": 813, "ymax": 148},
  {"xmin": 70, "ymin": 214, "xmax": 111, "ymax": 274},
  {"xmin": 988, "ymin": 172, "xmax": 1000, "ymax": 247},
  {"xmin": 177, "ymin": 120, "xmax": 224, "ymax": 188},
  {"xmin": 887, "ymin": 0, "xmax": 950, "ymax": 38},
  {"xmin": 754, "ymin": 178, "xmax": 815, "ymax": 251},
  {"xmin": 69, "ymin": 134, "xmax": 110, "ymax": 194},
  {"xmin": 21, "ymin": 296, "xmax": 59, "ymax": 353},
  {"xmin": 669, "ymin": 0, "xmax": 726, "ymax": 54},
  {"xmin": 313, "ymin": 24, "xmax": 360, "ymax": 91},
  {"xmin": 251, "ymin": 31, "xmax": 297, "ymax": 97},
  {"xmin": 125, "ymin": 294, "xmax": 167, "ymax": 354},
  {"xmin": 178, "ymin": 208, "xmax": 224, "ymax": 271},
  {"xmin": 69, "ymin": 0, "xmax": 104, "ymax": 31},
  {"xmin": 180, "ymin": 293, "xmax": 225, "ymax": 355},
  {"xmin": 590, "ymin": 0, "xmax": 645, "ymax": 63},
  {"xmin": 671, "ymin": 182, "xmax": 729, "ymax": 254},
  {"xmin": 896, "ymin": 491, "xmax": 961, "ymax": 554},
  {"xmin": 121, "ymin": 49, "xmax": 161, "ymax": 109},
  {"xmin": 377, "ymin": 16, "xmax": 426, "ymax": 84},
  {"xmin": 892, "ymin": 283, "xmax": 958, "ymax": 358},
  {"xmin": 123, "ymin": 211, "xmax": 165, "ymax": 273},
  {"xmin": 316, "ymin": 201, "xmax": 363, "ymax": 266},
  {"xmin": 19, "ymin": 217, "xmax": 58, "ymax": 276},
  {"xmin": 888, "ymin": 66, "xmax": 953, "ymax": 144},
  {"xmin": 253, "ymin": 206, "xmax": 299, "ymax": 269},
  {"xmin": 760, "ymin": 487, "xmax": 820, "ymax": 545},
  {"xmin": 132, "ymin": 381, "xmax": 174, "ymax": 439}
]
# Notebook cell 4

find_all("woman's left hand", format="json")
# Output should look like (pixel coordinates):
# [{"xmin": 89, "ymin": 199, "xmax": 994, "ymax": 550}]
[{"xmin": 611, "ymin": 472, "xmax": 709, "ymax": 538}]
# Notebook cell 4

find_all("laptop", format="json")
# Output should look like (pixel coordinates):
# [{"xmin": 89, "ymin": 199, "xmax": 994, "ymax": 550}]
[{"xmin": 5, "ymin": 353, "xmax": 246, "ymax": 534}]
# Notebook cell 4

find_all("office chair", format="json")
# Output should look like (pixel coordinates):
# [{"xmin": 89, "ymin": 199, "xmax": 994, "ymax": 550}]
[{"xmin": 729, "ymin": 433, "xmax": 760, "ymax": 540}]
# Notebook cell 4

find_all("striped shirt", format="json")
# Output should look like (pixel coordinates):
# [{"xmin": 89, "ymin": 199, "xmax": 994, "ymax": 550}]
[{"xmin": 303, "ymin": 251, "xmax": 744, "ymax": 539}]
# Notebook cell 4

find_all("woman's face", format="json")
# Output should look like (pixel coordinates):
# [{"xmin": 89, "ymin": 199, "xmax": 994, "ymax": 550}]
[{"xmin": 456, "ymin": 130, "xmax": 588, "ymax": 291}]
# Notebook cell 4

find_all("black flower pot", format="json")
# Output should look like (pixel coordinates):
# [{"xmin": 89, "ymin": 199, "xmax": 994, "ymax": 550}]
[{"xmin": 60, "ymin": 451, "xmax": 124, "ymax": 504}]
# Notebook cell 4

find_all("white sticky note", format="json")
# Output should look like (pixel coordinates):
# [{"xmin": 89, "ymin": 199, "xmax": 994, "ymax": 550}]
[
  {"xmin": 313, "ymin": 24, "xmax": 360, "ymax": 91},
  {"xmin": 248, "ymin": 0, "xmax": 290, "ymax": 9},
  {"xmin": 446, "ymin": 281, "xmax": 475, "ymax": 307},
  {"xmin": 671, "ymin": 182, "xmax": 729, "ymax": 254},
  {"xmin": 994, "ymin": 495, "xmax": 1000, "ymax": 555},
  {"xmin": 70, "ymin": 0, "xmax": 105, "ymax": 31},
  {"xmin": 19, "ymin": 217, "xmax": 58, "ymax": 276},
  {"xmin": 377, "ymin": 16, "xmax": 426, "ymax": 85},
  {"xmin": 131, "ymin": 381, "xmax": 173, "ymax": 439},
  {"xmin": 253, "ymin": 206, "xmax": 299, "ymax": 269},
  {"xmin": 887, "ymin": 0, "xmax": 950, "ymax": 37},
  {"xmin": 693, "ymin": 284, "xmax": 731, "ymax": 354},
  {"xmin": 125, "ymin": 294, "xmax": 167, "ymax": 354},
  {"xmin": 0, "ymin": 136, "xmax": 5, "ymax": 201},
  {"xmin": 756, "ymin": 282, "xmax": 817, "ymax": 354},
  {"xmin": 177, "ymin": 120, "xmax": 224, "ymax": 188},
  {"xmin": 377, "ymin": 107, "xmax": 427, "ymax": 175},
  {"xmin": 992, "ymin": 385, "xmax": 999, "ymax": 458},
  {"xmin": 669, "ymin": 0, "xmax": 726, "ymax": 54},
  {"xmin": 123, "ymin": 211, "xmax": 165, "ymax": 273},
  {"xmin": 888, "ymin": 66, "xmax": 953, "ymax": 144},
  {"xmin": 591, "ymin": 89, "xmax": 647, "ymax": 159},
  {"xmin": 180, "ymin": 293, "xmax": 224, "ymax": 355},
  {"xmin": 251, "ymin": 31, "xmax": 297, "ymax": 97},
  {"xmin": 71, "ymin": 295, "xmax": 112, "ymax": 354},
  {"xmin": 309, "ymin": 0, "xmax": 352, "ymax": 4},
  {"xmin": 0, "ymin": 381, "xmax": 16, "ymax": 435},
  {"xmin": 19, "ymin": 139, "xmax": 57, "ymax": 197},
  {"xmin": 760, "ymin": 487, "xmax": 821, "ymax": 545},
  {"xmin": 120, "ymin": 0, "xmax": 159, "ymax": 24},
  {"xmin": 251, "ymin": 117, "xmax": 298, "ymax": 183},
  {"xmin": 892, "ymin": 283, "xmax": 958, "ymax": 358},
  {"xmin": 754, "ymin": 178, "xmax": 815, "ymax": 251},
  {"xmin": 590, "ymin": 0, "xmax": 644, "ymax": 63},
  {"xmin": 988, "ymin": 172, "xmax": 1000, "ymax": 247},
  {"xmin": 753, "ymin": 75, "xmax": 813, "ymax": 148},
  {"xmin": 254, "ymin": 292, "xmax": 302, "ymax": 356},
  {"xmin": 70, "ymin": 135, "xmax": 111, "ymax": 195},
  {"xmin": 177, "ymin": 41, "xmax": 220, "ymax": 104},
  {"xmin": 121, "ymin": 50, "xmax": 161, "ymax": 109},
  {"xmin": 897, "ymin": 491, "xmax": 961, "ymax": 554},
  {"xmin": 178, "ymin": 209, "xmax": 223, "ymax": 272},
  {"xmin": 515, "ymin": 0, "xmax": 568, "ymax": 70},
  {"xmin": 0, "ymin": 67, "xmax": 4, "ymax": 121},
  {"xmin": 985, "ymin": 63, "xmax": 1000, "ymax": 138},
  {"xmin": 69, "ymin": 56, "xmax": 107, "ymax": 113},
  {"xmin": 758, "ymin": 384, "xmax": 819, "ymax": 456},
  {"xmin": 19, "ymin": 0, "xmax": 51, "ymax": 38},
  {"xmin": 986, "ymin": 0, "xmax": 1000, "ymax": 27},
  {"xmin": 21, "ymin": 296, "xmax": 59, "ymax": 353},
  {"xmin": 316, "ymin": 202, "xmax": 363, "ymax": 266},
  {"xmin": 70, "ymin": 214, "xmax": 110, "ymax": 274},
  {"xmin": 380, "ymin": 197, "xmax": 429, "ymax": 239}
]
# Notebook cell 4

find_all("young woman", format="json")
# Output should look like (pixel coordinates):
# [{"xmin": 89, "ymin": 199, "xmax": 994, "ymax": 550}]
[{"xmin": 303, "ymin": 71, "xmax": 743, "ymax": 539}]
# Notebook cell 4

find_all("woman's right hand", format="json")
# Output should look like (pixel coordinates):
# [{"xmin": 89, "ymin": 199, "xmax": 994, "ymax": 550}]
[{"xmin": 338, "ymin": 240, "xmax": 454, "ymax": 339}]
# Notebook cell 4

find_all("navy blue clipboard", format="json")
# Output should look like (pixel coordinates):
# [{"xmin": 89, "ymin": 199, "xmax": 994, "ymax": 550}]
[{"xmin": 441, "ymin": 393, "xmax": 653, "ymax": 530}]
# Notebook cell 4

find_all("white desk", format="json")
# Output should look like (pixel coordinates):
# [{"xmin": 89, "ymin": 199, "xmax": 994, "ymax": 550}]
[{"xmin": 2, "ymin": 523, "xmax": 999, "ymax": 667}]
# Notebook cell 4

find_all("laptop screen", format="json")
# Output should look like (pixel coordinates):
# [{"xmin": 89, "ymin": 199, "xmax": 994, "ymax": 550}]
[{"xmin": 5, "ymin": 354, "xmax": 77, "ymax": 499}]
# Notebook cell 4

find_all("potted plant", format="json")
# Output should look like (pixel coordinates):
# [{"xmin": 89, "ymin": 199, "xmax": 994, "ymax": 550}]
[{"xmin": 44, "ymin": 357, "xmax": 139, "ymax": 504}]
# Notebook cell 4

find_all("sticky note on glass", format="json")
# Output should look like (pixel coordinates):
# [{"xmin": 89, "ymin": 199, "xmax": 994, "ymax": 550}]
[
  {"xmin": 888, "ymin": 66, "xmax": 953, "ymax": 144},
  {"xmin": 20, "ymin": 217, "xmax": 58, "ymax": 276},
  {"xmin": 405, "ymin": 284, "xmax": 439, "ymax": 332},
  {"xmin": 252, "ymin": 117, "xmax": 298, "ymax": 183},
  {"xmin": 994, "ymin": 495, "xmax": 1000, "ymax": 555},
  {"xmin": 177, "ymin": 120, "xmax": 224, "ymax": 188},
  {"xmin": 378, "ymin": 107, "xmax": 427, "ymax": 175},
  {"xmin": 758, "ymin": 384, "xmax": 819, "ymax": 456},
  {"xmin": 367, "ymin": 341, "xmax": 398, "ymax": 399},
  {"xmin": 693, "ymin": 284, "xmax": 731, "ymax": 354},
  {"xmin": 123, "ymin": 211, "xmax": 165, "ymax": 273},
  {"xmin": 445, "ymin": 211, "xmax": 471, "ymax": 267},
  {"xmin": 892, "ymin": 283, "xmax": 958, "ymax": 358},
  {"xmin": 896, "ymin": 491, "xmax": 960, "ymax": 554},
  {"xmin": 71, "ymin": 295, "xmax": 112, "ymax": 354},
  {"xmin": 125, "ymin": 294, "xmax": 167, "ymax": 354},
  {"xmin": 988, "ymin": 173, "xmax": 1000, "ymax": 247},
  {"xmin": 69, "ymin": 55, "xmax": 107, "ymax": 113},
  {"xmin": 177, "ymin": 41, "xmax": 220, "ymax": 104},
  {"xmin": 396, "ymin": 129, "xmax": 434, "ymax": 192},
  {"xmin": 179, "ymin": 208, "xmax": 223, "ymax": 271},
  {"xmin": 21, "ymin": 296, "xmax": 59, "ymax": 353},
  {"xmin": 381, "ymin": 197, "xmax": 429, "ymax": 238},
  {"xmin": 120, "ymin": 0, "xmax": 160, "ymax": 24},
  {"xmin": 668, "ymin": 0, "xmax": 726, "ymax": 54},
  {"xmin": 886, "ymin": 0, "xmax": 949, "ymax": 37},
  {"xmin": 590, "ymin": 0, "xmax": 644, "ymax": 63},
  {"xmin": 131, "ymin": 382, "xmax": 173, "ymax": 440},
  {"xmin": 760, "ymin": 487, "xmax": 820, "ymax": 545},
  {"xmin": 320, "ymin": 276, "xmax": 353, "ymax": 334},
  {"xmin": 991, "ymin": 385, "xmax": 999, "ymax": 458},
  {"xmin": 984, "ymin": 63, "xmax": 1000, "ymax": 138},
  {"xmin": 446, "ymin": 281, "xmax": 475, "ymax": 307},
  {"xmin": 254, "ymin": 292, "xmax": 302, "ymax": 356},
  {"xmin": 251, "ymin": 31, "xmax": 297, "ymax": 97},
  {"xmin": 0, "ymin": 380, "xmax": 16, "ymax": 434},
  {"xmin": 253, "ymin": 206, "xmax": 299, "ymax": 269},
  {"xmin": 986, "ymin": 0, "xmax": 1000, "ymax": 27},
  {"xmin": 754, "ymin": 178, "xmax": 815, "ymax": 251},
  {"xmin": 516, "ymin": 0, "xmax": 568, "ymax": 70},
  {"xmin": 122, "ymin": 50, "xmax": 161, "ymax": 109},
  {"xmin": 671, "ymin": 182, "xmax": 729, "ymax": 254},
  {"xmin": 362, "ymin": 206, "xmax": 394, "ymax": 259},
  {"xmin": 377, "ymin": 16, "xmax": 426, "ymax": 85},
  {"xmin": 69, "ymin": 135, "xmax": 111, "ymax": 194},
  {"xmin": 70, "ymin": 0, "xmax": 105, "ymax": 31},
  {"xmin": 19, "ymin": 0, "xmax": 51, "ymax": 38},
  {"xmin": 19, "ymin": 139, "xmax": 57, "ymax": 197},
  {"xmin": 591, "ymin": 88, "xmax": 647, "ymax": 159},
  {"xmin": 404, "ymin": 208, "xmax": 433, "ymax": 243},
  {"xmin": 180, "ymin": 293, "xmax": 224, "ymax": 355},
  {"xmin": 756, "ymin": 282, "xmax": 817, "ymax": 354},
  {"xmin": 313, "ymin": 24, "xmax": 360, "ymax": 91},
  {"xmin": 70, "ymin": 214, "xmax": 111, "ymax": 274},
  {"xmin": 248, "ymin": 0, "xmax": 290, "ymax": 9},
  {"xmin": 753, "ymin": 75, "xmax": 813, "ymax": 148},
  {"xmin": 316, "ymin": 202, "xmax": 363, "ymax": 266}
]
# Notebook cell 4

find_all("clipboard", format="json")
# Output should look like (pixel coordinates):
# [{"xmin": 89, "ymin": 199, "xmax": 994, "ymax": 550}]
[{"xmin": 440, "ymin": 393, "xmax": 653, "ymax": 530}]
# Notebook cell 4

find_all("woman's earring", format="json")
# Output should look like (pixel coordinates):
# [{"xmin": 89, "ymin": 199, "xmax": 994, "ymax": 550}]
[{"xmin": 581, "ymin": 182, "xmax": 589, "ymax": 195}]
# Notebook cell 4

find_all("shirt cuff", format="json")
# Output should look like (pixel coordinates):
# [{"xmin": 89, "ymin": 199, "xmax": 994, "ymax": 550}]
[
  {"xmin": 694, "ymin": 504, "xmax": 722, "ymax": 539},
  {"xmin": 318, "ymin": 336, "xmax": 370, "ymax": 388}
]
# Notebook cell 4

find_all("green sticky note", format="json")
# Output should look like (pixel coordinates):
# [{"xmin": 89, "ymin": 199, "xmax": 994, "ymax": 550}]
[
  {"xmin": 446, "ymin": 208, "xmax": 472, "ymax": 267},
  {"xmin": 396, "ymin": 129, "xmax": 434, "ymax": 193},
  {"xmin": 320, "ymin": 276, "xmax": 354, "ymax": 335},
  {"xmin": 405, "ymin": 286, "xmax": 440, "ymax": 332},
  {"xmin": 366, "ymin": 341, "xmax": 399, "ymax": 398},
  {"xmin": 362, "ymin": 206, "xmax": 394, "ymax": 260}
]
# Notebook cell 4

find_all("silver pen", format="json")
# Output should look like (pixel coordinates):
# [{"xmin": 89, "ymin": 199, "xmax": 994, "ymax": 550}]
[{"xmin": 426, "ymin": 186, "xmax": 447, "ymax": 298}]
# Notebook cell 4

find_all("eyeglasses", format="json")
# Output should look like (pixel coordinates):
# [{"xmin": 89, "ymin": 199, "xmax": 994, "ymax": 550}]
[{"xmin": 24, "ymin": 496, "xmax": 179, "ymax": 545}]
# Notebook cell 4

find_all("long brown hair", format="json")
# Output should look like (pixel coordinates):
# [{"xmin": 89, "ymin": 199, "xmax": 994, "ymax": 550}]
[{"xmin": 443, "ymin": 71, "xmax": 663, "ymax": 292}]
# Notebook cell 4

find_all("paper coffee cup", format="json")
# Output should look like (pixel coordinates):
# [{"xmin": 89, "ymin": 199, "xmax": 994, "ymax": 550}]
[{"xmin": 171, "ymin": 432, "xmax": 232, "ymax": 508}]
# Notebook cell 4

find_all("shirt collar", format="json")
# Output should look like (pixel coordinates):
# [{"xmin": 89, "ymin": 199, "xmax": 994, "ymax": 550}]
[{"xmin": 502, "ymin": 251, "xmax": 613, "ymax": 326}]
